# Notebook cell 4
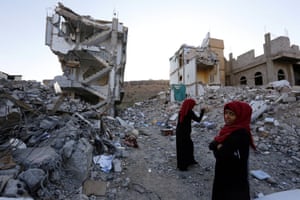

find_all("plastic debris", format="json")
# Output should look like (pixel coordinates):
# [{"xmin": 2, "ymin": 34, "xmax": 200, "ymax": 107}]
[{"xmin": 250, "ymin": 170, "xmax": 271, "ymax": 180}]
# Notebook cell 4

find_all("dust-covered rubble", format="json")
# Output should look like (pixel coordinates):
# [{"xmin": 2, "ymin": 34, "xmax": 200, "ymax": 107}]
[
  {"xmin": 117, "ymin": 82, "xmax": 300, "ymax": 198},
  {"xmin": 0, "ymin": 78, "xmax": 299, "ymax": 199}
]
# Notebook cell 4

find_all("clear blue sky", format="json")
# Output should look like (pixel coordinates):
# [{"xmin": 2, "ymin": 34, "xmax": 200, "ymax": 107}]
[{"xmin": 0, "ymin": 0, "xmax": 299, "ymax": 82}]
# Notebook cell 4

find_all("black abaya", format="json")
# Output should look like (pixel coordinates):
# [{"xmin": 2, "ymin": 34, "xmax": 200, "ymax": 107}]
[
  {"xmin": 176, "ymin": 109, "xmax": 204, "ymax": 170},
  {"xmin": 210, "ymin": 128, "xmax": 251, "ymax": 200}
]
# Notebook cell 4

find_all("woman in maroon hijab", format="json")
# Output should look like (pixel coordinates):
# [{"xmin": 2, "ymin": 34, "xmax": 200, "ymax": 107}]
[
  {"xmin": 176, "ymin": 98, "xmax": 205, "ymax": 171},
  {"xmin": 209, "ymin": 101, "xmax": 256, "ymax": 200}
]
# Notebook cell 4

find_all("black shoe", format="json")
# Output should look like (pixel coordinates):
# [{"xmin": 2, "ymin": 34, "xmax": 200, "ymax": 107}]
[
  {"xmin": 178, "ymin": 167, "xmax": 188, "ymax": 171},
  {"xmin": 190, "ymin": 160, "xmax": 198, "ymax": 165}
]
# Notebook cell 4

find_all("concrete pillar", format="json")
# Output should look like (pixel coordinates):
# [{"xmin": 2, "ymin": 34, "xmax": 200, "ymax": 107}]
[
  {"xmin": 264, "ymin": 33, "xmax": 275, "ymax": 84},
  {"xmin": 228, "ymin": 53, "xmax": 234, "ymax": 85},
  {"xmin": 108, "ymin": 17, "xmax": 119, "ymax": 117}
]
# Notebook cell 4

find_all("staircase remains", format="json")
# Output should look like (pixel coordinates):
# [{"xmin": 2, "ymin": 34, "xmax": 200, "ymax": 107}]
[{"xmin": 45, "ymin": 3, "xmax": 128, "ymax": 116}]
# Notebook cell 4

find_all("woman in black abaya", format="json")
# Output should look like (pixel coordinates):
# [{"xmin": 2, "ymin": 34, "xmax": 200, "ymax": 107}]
[
  {"xmin": 209, "ymin": 101, "xmax": 256, "ymax": 200},
  {"xmin": 176, "ymin": 98, "xmax": 205, "ymax": 171}
]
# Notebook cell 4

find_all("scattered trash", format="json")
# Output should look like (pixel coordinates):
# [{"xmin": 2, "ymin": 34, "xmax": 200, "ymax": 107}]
[
  {"xmin": 264, "ymin": 117, "xmax": 274, "ymax": 123},
  {"xmin": 124, "ymin": 135, "xmax": 138, "ymax": 148},
  {"xmin": 93, "ymin": 155, "xmax": 114, "ymax": 173},
  {"xmin": 201, "ymin": 121, "xmax": 216, "ymax": 129},
  {"xmin": 161, "ymin": 128, "xmax": 174, "ymax": 136},
  {"xmin": 250, "ymin": 170, "xmax": 271, "ymax": 180}
]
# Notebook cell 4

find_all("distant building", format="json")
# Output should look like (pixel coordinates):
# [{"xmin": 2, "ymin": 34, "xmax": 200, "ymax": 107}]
[
  {"xmin": 0, "ymin": 71, "xmax": 22, "ymax": 80},
  {"xmin": 227, "ymin": 33, "xmax": 300, "ymax": 86},
  {"xmin": 169, "ymin": 32, "xmax": 300, "ymax": 101}
]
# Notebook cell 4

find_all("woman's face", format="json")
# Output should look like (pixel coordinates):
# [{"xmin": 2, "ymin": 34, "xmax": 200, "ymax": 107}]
[{"xmin": 224, "ymin": 109, "xmax": 236, "ymax": 125}]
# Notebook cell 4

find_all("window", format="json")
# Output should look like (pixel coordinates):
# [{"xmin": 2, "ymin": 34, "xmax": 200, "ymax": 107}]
[
  {"xmin": 254, "ymin": 72, "xmax": 263, "ymax": 86},
  {"xmin": 240, "ymin": 76, "xmax": 247, "ymax": 85},
  {"xmin": 278, "ymin": 69, "xmax": 285, "ymax": 80}
]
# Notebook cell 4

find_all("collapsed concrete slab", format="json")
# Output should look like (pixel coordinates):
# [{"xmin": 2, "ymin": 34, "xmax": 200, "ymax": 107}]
[
  {"xmin": 254, "ymin": 189, "xmax": 300, "ymax": 200},
  {"xmin": 45, "ymin": 3, "xmax": 128, "ymax": 116},
  {"xmin": 250, "ymin": 100, "xmax": 268, "ymax": 122}
]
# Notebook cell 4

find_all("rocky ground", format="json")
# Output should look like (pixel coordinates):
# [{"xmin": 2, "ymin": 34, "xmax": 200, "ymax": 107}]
[{"xmin": 98, "ymin": 81, "xmax": 300, "ymax": 200}]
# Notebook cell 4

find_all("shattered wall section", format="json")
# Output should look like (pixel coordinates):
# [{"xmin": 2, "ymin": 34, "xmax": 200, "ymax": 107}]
[
  {"xmin": 0, "ymin": 71, "xmax": 22, "ymax": 81},
  {"xmin": 45, "ymin": 3, "xmax": 128, "ymax": 116},
  {"xmin": 169, "ymin": 35, "xmax": 224, "ymax": 101}
]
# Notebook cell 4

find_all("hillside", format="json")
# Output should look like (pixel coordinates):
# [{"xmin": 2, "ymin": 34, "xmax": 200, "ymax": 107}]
[{"xmin": 120, "ymin": 80, "xmax": 170, "ymax": 108}]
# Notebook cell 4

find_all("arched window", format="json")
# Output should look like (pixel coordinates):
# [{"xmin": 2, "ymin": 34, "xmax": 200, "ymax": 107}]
[
  {"xmin": 278, "ymin": 69, "xmax": 285, "ymax": 80},
  {"xmin": 240, "ymin": 76, "xmax": 247, "ymax": 85},
  {"xmin": 254, "ymin": 72, "xmax": 263, "ymax": 86}
]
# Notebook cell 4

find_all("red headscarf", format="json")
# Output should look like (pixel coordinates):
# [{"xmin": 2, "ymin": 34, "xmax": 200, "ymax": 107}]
[
  {"xmin": 179, "ymin": 98, "xmax": 196, "ymax": 123},
  {"xmin": 214, "ymin": 101, "xmax": 256, "ymax": 150}
]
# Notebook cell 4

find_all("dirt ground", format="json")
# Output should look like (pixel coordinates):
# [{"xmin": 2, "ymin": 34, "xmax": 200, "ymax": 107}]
[
  {"xmin": 113, "ymin": 126, "xmax": 215, "ymax": 200},
  {"xmin": 103, "ymin": 80, "xmax": 300, "ymax": 200},
  {"xmin": 113, "ymin": 80, "xmax": 214, "ymax": 199},
  {"xmin": 108, "ymin": 126, "xmax": 297, "ymax": 200}
]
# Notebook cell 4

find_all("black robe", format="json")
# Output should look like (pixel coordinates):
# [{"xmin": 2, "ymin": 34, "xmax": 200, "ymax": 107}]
[
  {"xmin": 176, "ymin": 109, "xmax": 204, "ymax": 170},
  {"xmin": 209, "ymin": 129, "xmax": 251, "ymax": 200}
]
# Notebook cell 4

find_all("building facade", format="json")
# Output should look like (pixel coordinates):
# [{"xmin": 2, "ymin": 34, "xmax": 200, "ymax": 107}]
[
  {"xmin": 227, "ymin": 33, "xmax": 300, "ymax": 86},
  {"xmin": 0, "ymin": 71, "xmax": 22, "ymax": 80}
]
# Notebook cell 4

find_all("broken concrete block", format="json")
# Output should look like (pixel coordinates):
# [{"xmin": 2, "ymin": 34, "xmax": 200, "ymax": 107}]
[
  {"xmin": 83, "ymin": 179, "xmax": 106, "ymax": 196},
  {"xmin": 0, "ymin": 175, "xmax": 10, "ymax": 193},
  {"xmin": 254, "ymin": 189, "xmax": 300, "ymax": 200},
  {"xmin": 2, "ymin": 179, "xmax": 29, "ymax": 198},
  {"xmin": 112, "ymin": 159, "xmax": 122, "ymax": 172},
  {"xmin": 18, "ymin": 168, "xmax": 46, "ymax": 192},
  {"xmin": 282, "ymin": 96, "xmax": 297, "ymax": 103},
  {"xmin": 63, "ymin": 138, "xmax": 93, "ymax": 184},
  {"xmin": 13, "ymin": 147, "xmax": 60, "ymax": 171}
]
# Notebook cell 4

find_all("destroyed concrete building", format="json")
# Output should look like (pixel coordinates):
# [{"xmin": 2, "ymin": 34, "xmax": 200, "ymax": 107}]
[
  {"xmin": 0, "ymin": 71, "xmax": 22, "ymax": 81},
  {"xmin": 45, "ymin": 3, "xmax": 128, "ymax": 116},
  {"xmin": 170, "ymin": 32, "xmax": 300, "ymax": 101},
  {"xmin": 169, "ymin": 32, "xmax": 225, "ymax": 101},
  {"xmin": 0, "ymin": 78, "xmax": 129, "ymax": 199}
]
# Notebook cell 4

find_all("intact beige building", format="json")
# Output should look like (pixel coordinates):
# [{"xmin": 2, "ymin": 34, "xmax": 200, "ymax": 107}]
[{"xmin": 227, "ymin": 33, "xmax": 300, "ymax": 86}]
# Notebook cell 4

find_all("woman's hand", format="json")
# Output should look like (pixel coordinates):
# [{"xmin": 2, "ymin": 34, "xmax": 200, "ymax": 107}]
[
  {"xmin": 209, "ymin": 140, "xmax": 218, "ymax": 150},
  {"xmin": 217, "ymin": 144, "xmax": 223, "ymax": 149}
]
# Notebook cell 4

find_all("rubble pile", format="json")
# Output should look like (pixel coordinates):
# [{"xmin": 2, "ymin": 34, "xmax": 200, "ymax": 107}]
[
  {"xmin": 118, "ymin": 83, "xmax": 300, "ymax": 196},
  {"xmin": 0, "ymin": 79, "xmax": 134, "ymax": 199},
  {"xmin": 121, "ymin": 84, "xmax": 300, "ymax": 161},
  {"xmin": 0, "ymin": 78, "xmax": 299, "ymax": 199},
  {"xmin": 203, "ymin": 85, "xmax": 300, "ymax": 159}
]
